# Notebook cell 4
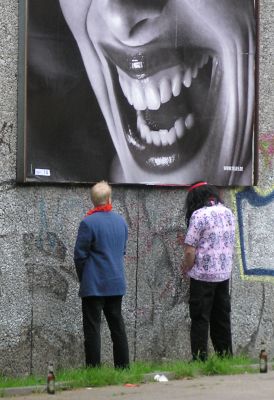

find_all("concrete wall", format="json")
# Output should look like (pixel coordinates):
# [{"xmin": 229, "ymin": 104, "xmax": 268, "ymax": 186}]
[{"xmin": 0, "ymin": 0, "xmax": 273, "ymax": 376}]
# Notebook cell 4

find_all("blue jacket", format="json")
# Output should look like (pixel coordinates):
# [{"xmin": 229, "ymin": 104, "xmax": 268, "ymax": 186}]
[{"xmin": 74, "ymin": 211, "xmax": 128, "ymax": 297}]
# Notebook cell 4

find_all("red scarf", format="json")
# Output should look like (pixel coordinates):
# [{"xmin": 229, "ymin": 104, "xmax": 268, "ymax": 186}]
[{"xmin": 85, "ymin": 203, "xmax": 112, "ymax": 216}]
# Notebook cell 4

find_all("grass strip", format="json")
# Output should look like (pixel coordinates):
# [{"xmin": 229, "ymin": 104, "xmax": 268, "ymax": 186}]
[{"xmin": 0, "ymin": 355, "xmax": 258, "ymax": 390}]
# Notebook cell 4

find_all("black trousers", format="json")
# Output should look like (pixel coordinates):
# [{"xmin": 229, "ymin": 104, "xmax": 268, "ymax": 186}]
[
  {"xmin": 82, "ymin": 296, "xmax": 129, "ymax": 368},
  {"xmin": 189, "ymin": 278, "xmax": 232, "ymax": 361}
]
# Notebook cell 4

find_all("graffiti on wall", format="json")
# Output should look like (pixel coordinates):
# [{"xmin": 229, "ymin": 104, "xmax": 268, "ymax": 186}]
[{"xmin": 232, "ymin": 186, "xmax": 274, "ymax": 281}]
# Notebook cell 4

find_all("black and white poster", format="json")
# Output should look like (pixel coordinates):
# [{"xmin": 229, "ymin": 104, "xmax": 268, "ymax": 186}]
[{"xmin": 18, "ymin": 0, "xmax": 257, "ymax": 185}]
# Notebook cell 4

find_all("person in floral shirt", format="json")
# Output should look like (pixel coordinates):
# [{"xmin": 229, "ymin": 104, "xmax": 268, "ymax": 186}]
[{"xmin": 182, "ymin": 182, "xmax": 235, "ymax": 361}]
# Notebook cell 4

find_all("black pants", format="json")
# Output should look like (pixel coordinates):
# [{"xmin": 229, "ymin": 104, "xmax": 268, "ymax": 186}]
[
  {"xmin": 82, "ymin": 296, "xmax": 129, "ymax": 368},
  {"xmin": 189, "ymin": 278, "xmax": 232, "ymax": 361}
]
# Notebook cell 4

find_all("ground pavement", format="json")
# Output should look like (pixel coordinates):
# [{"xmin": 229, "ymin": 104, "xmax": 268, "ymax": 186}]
[{"xmin": 6, "ymin": 371, "xmax": 274, "ymax": 400}]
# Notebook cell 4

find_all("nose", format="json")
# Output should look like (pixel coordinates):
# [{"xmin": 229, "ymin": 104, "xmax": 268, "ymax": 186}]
[{"xmin": 101, "ymin": 0, "xmax": 168, "ymax": 42}]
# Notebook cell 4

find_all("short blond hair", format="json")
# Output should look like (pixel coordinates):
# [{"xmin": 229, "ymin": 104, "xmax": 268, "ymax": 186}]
[{"xmin": 91, "ymin": 181, "xmax": 112, "ymax": 206}]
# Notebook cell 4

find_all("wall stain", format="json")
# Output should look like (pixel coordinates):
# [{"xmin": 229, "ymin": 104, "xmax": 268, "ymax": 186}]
[
  {"xmin": 0, "ymin": 122, "xmax": 12, "ymax": 154},
  {"xmin": 25, "ymin": 263, "xmax": 69, "ymax": 302},
  {"xmin": 259, "ymin": 132, "xmax": 274, "ymax": 169},
  {"xmin": 23, "ymin": 232, "xmax": 67, "ymax": 261}
]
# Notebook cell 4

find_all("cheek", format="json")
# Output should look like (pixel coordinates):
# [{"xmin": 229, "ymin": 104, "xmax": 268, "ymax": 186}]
[
  {"xmin": 174, "ymin": 1, "xmax": 243, "ymax": 44},
  {"xmin": 60, "ymin": 0, "xmax": 94, "ymax": 41},
  {"xmin": 86, "ymin": 1, "xmax": 108, "ymax": 44}
]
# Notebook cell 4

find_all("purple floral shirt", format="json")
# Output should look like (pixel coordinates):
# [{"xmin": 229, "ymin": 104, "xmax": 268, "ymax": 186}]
[{"xmin": 184, "ymin": 203, "xmax": 235, "ymax": 282}]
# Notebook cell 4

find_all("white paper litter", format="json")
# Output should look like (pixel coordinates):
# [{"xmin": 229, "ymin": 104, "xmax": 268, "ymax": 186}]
[{"xmin": 154, "ymin": 374, "xmax": 169, "ymax": 382}]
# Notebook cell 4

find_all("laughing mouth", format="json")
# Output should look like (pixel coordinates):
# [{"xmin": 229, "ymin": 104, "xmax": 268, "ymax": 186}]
[{"xmin": 103, "ymin": 45, "xmax": 213, "ymax": 171}]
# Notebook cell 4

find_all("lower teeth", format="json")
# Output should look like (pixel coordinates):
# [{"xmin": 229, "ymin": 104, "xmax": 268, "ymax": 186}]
[{"xmin": 137, "ymin": 111, "xmax": 195, "ymax": 147}]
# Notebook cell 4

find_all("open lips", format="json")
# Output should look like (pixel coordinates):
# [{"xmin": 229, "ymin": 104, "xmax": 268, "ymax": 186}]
[
  {"xmin": 104, "ymin": 44, "xmax": 213, "ymax": 169},
  {"xmin": 118, "ymin": 55, "xmax": 209, "ymax": 147}
]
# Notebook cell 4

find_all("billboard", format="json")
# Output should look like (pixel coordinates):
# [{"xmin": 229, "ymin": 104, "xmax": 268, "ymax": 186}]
[{"xmin": 17, "ymin": 0, "xmax": 258, "ymax": 185}]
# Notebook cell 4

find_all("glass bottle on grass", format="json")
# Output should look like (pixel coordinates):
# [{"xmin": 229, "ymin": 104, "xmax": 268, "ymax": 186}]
[
  {"xmin": 259, "ymin": 341, "xmax": 268, "ymax": 373},
  {"xmin": 47, "ymin": 362, "xmax": 55, "ymax": 394}
]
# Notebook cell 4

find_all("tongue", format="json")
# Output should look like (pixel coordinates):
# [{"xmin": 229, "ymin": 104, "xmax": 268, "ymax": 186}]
[{"xmin": 143, "ymin": 90, "xmax": 190, "ymax": 131}]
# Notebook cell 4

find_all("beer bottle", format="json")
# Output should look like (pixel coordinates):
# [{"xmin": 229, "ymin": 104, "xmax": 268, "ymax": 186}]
[
  {"xmin": 259, "ymin": 341, "xmax": 268, "ymax": 373},
  {"xmin": 47, "ymin": 362, "xmax": 55, "ymax": 394}
]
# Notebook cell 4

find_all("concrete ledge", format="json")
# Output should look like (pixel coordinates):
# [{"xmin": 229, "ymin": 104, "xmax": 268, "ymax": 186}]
[
  {"xmin": 0, "ymin": 386, "xmax": 45, "ymax": 397},
  {"xmin": 234, "ymin": 363, "xmax": 273, "ymax": 371},
  {"xmin": 0, "ymin": 382, "xmax": 72, "ymax": 398}
]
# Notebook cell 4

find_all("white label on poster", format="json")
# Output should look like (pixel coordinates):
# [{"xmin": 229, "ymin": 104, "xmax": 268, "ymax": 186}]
[
  {"xmin": 34, "ymin": 168, "xmax": 51, "ymax": 176},
  {"xmin": 223, "ymin": 166, "xmax": 243, "ymax": 172}
]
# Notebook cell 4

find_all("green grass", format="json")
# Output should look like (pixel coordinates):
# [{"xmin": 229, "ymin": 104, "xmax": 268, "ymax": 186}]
[
  {"xmin": 0, "ymin": 356, "xmax": 258, "ymax": 390},
  {"xmin": 0, "ymin": 375, "xmax": 45, "ymax": 389}
]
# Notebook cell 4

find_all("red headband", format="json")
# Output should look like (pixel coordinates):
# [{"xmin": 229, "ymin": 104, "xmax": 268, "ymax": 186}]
[{"xmin": 187, "ymin": 182, "xmax": 208, "ymax": 192}]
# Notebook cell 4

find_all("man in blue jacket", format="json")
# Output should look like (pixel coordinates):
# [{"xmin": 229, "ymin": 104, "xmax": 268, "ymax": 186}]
[{"xmin": 74, "ymin": 181, "xmax": 129, "ymax": 368}]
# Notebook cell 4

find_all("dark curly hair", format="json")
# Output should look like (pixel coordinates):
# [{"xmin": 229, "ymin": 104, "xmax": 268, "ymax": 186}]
[{"xmin": 184, "ymin": 183, "xmax": 222, "ymax": 227}]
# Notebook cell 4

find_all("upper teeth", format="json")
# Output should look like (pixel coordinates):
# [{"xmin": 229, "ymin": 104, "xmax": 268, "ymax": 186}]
[{"xmin": 118, "ymin": 55, "xmax": 209, "ymax": 111}]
